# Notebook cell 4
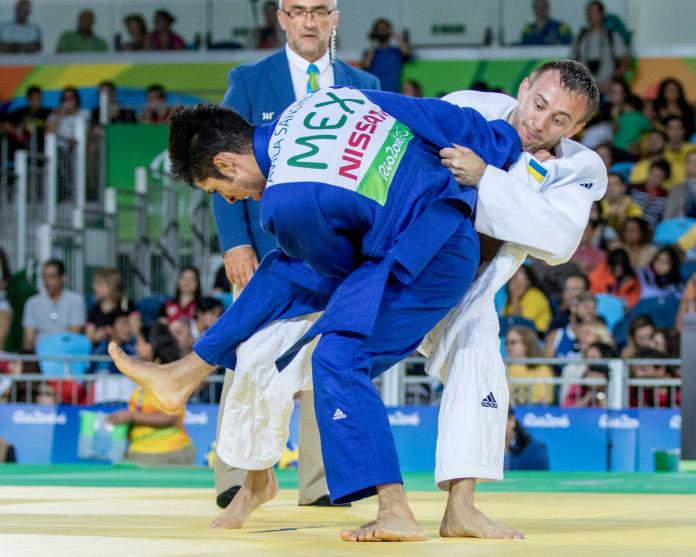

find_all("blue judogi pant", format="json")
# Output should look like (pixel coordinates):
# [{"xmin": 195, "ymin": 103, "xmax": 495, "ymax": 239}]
[{"xmin": 311, "ymin": 219, "xmax": 479, "ymax": 503}]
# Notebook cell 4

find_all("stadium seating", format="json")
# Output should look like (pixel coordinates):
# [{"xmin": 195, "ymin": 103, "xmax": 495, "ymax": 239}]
[
  {"xmin": 653, "ymin": 218, "xmax": 696, "ymax": 246},
  {"xmin": 213, "ymin": 291, "xmax": 233, "ymax": 310},
  {"xmin": 609, "ymin": 161, "xmax": 635, "ymax": 183},
  {"xmin": 499, "ymin": 315, "xmax": 537, "ymax": 337},
  {"xmin": 595, "ymin": 293, "xmax": 625, "ymax": 330},
  {"xmin": 36, "ymin": 333, "xmax": 92, "ymax": 378},
  {"xmin": 135, "ymin": 294, "xmax": 169, "ymax": 324},
  {"xmin": 680, "ymin": 260, "xmax": 696, "ymax": 282},
  {"xmin": 612, "ymin": 295, "xmax": 681, "ymax": 346}
]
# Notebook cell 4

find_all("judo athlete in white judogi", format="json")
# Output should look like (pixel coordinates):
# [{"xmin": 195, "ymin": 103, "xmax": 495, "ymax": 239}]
[{"xmin": 111, "ymin": 86, "xmax": 521, "ymax": 542}]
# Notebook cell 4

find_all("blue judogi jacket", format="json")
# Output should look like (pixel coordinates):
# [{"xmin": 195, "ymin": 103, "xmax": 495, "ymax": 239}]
[{"xmin": 195, "ymin": 88, "xmax": 521, "ymax": 370}]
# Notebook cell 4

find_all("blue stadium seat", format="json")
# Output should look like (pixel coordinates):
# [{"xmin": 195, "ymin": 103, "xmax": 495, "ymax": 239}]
[
  {"xmin": 499, "ymin": 315, "xmax": 537, "ymax": 338},
  {"xmin": 135, "ymin": 294, "xmax": 169, "ymax": 324},
  {"xmin": 494, "ymin": 288, "xmax": 507, "ymax": 315},
  {"xmin": 36, "ymin": 333, "xmax": 93, "ymax": 378},
  {"xmin": 654, "ymin": 218, "xmax": 696, "ymax": 246},
  {"xmin": 609, "ymin": 161, "xmax": 635, "ymax": 183},
  {"xmin": 595, "ymin": 293, "xmax": 625, "ymax": 330}
]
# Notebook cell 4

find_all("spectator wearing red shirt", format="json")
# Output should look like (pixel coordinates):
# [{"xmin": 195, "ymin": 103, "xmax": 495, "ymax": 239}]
[
  {"xmin": 160, "ymin": 266, "xmax": 201, "ymax": 324},
  {"xmin": 589, "ymin": 247, "xmax": 641, "ymax": 309},
  {"xmin": 148, "ymin": 9, "xmax": 185, "ymax": 50}
]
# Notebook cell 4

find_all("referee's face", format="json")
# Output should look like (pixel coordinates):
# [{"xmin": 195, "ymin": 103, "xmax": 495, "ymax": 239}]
[{"xmin": 513, "ymin": 70, "xmax": 587, "ymax": 153}]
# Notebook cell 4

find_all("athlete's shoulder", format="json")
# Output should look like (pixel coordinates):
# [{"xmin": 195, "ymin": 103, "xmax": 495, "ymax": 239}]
[
  {"xmin": 558, "ymin": 137, "xmax": 605, "ymax": 173},
  {"xmin": 442, "ymin": 90, "xmax": 517, "ymax": 120}
]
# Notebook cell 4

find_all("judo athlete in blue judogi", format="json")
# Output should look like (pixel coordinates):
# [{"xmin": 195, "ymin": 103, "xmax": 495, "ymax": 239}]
[{"xmin": 110, "ymin": 86, "xmax": 521, "ymax": 541}]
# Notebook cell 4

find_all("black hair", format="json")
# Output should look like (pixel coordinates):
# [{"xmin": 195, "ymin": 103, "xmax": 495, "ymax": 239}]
[
  {"xmin": 587, "ymin": 0, "xmax": 605, "ymax": 15},
  {"xmin": 607, "ymin": 171, "xmax": 626, "ymax": 183},
  {"xmin": 621, "ymin": 217, "xmax": 653, "ymax": 245},
  {"xmin": 26, "ymin": 85, "xmax": 41, "ymax": 97},
  {"xmin": 60, "ymin": 86, "xmax": 81, "ymax": 108},
  {"xmin": 607, "ymin": 248, "xmax": 635, "ymax": 280},
  {"xmin": 147, "ymin": 83, "xmax": 166, "ymax": 99},
  {"xmin": 144, "ymin": 323, "xmax": 180, "ymax": 364},
  {"xmin": 629, "ymin": 314, "xmax": 655, "ymax": 340},
  {"xmin": 44, "ymin": 259, "xmax": 65, "ymax": 276},
  {"xmin": 196, "ymin": 296, "xmax": 223, "ymax": 315},
  {"xmin": 566, "ymin": 272, "xmax": 590, "ymax": 292},
  {"xmin": 650, "ymin": 246, "xmax": 682, "ymax": 287},
  {"xmin": 649, "ymin": 158, "xmax": 671, "ymax": 181},
  {"xmin": 625, "ymin": 94, "xmax": 643, "ymax": 111},
  {"xmin": 507, "ymin": 407, "xmax": 533, "ymax": 455},
  {"xmin": 0, "ymin": 247, "xmax": 10, "ymax": 285},
  {"xmin": 586, "ymin": 341, "xmax": 616, "ymax": 377},
  {"xmin": 531, "ymin": 60, "xmax": 600, "ymax": 122},
  {"xmin": 168, "ymin": 104, "xmax": 255, "ymax": 186},
  {"xmin": 104, "ymin": 309, "xmax": 129, "ymax": 327}
]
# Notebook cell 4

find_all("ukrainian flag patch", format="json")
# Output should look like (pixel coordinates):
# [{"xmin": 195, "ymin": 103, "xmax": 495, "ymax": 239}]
[{"xmin": 528, "ymin": 158, "xmax": 548, "ymax": 183}]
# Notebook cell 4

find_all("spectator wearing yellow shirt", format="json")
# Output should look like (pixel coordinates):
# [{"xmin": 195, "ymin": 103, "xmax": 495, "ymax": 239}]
[
  {"xmin": 630, "ymin": 130, "xmax": 670, "ymax": 187},
  {"xmin": 503, "ymin": 266, "xmax": 552, "ymax": 334},
  {"xmin": 108, "ymin": 323, "xmax": 196, "ymax": 465},
  {"xmin": 505, "ymin": 326, "xmax": 554, "ymax": 405},
  {"xmin": 664, "ymin": 150, "xmax": 696, "ymax": 219},
  {"xmin": 601, "ymin": 172, "xmax": 643, "ymax": 232},
  {"xmin": 662, "ymin": 117, "xmax": 696, "ymax": 190}
]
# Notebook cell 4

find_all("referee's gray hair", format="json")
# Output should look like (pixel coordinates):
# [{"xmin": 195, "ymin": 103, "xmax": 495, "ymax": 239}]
[{"xmin": 278, "ymin": 0, "xmax": 338, "ymax": 9}]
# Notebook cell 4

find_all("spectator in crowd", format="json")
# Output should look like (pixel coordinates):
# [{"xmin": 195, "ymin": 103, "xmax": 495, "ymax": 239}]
[
  {"xmin": 559, "ymin": 318, "xmax": 614, "ymax": 400},
  {"xmin": 546, "ymin": 291, "xmax": 598, "ymax": 362},
  {"xmin": 636, "ymin": 247, "xmax": 684, "ymax": 300},
  {"xmin": 89, "ymin": 310, "xmax": 136, "ymax": 374},
  {"xmin": 629, "ymin": 159, "xmax": 669, "ymax": 228},
  {"xmin": 613, "ymin": 94, "xmax": 652, "ymax": 160},
  {"xmin": 582, "ymin": 78, "xmax": 629, "ymax": 149},
  {"xmin": 120, "ymin": 14, "xmax": 148, "ymax": 51},
  {"xmin": 601, "ymin": 172, "xmax": 643, "ymax": 231},
  {"xmin": 595, "ymin": 142, "xmax": 614, "ymax": 171},
  {"xmin": 505, "ymin": 325, "xmax": 554, "ymax": 406},
  {"xmin": 621, "ymin": 314, "xmax": 656, "ymax": 358},
  {"xmin": 629, "ymin": 130, "xmax": 668, "ymax": 185},
  {"xmin": 620, "ymin": 217, "xmax": 657, "ymax": 269},
  {"xmin": 160, "ymin": 266, "xmax": 201, "ymax": 324},
  {"xmin": 663, "ymin": 150, "xmax": 696, "ymax": 219},
  {"xmin": 168, "ymin": 318, "xmax": 195, "ymax": 357},
  {"xmin": 528, "ymin": 258, "xmax": 585, "ymax": 305},
  {"xmin": 662, "ymin": 116, "xmax": 696, "ymax": 189},
  {"xmin": 654, "ymin": 77, "xmax": 696, "ymax": 140},
  {"xmin": 401, "ymin": 79, "xmax": 423, "ymax": 98},
  {"xmin": 139, "ymin": 84, "xmax": 171, "ymax": 124},
  {"xmin": 45, "ymin": 86, "xmax": 90, "ymax": 140},
  {"xmin": 547, "ymin": 273, "xmax": 591, "ymax": 331},
  {"xmin": 22, "ymin": 259, "xmax": 85, "ymax": 352},
  {"xmin": 519, "ymin": 0, "xmax": 572, "ymax": 45},
  {"xmin": 190, "ymin": 297, "xmax": 223, "ymax": 341},
  {"xmin": 256, "ymin": 1, "xmax": 281, "ymax": 49},
  {"xmin": 148, "ymin": 9, "xmax": 186, "ymax": 50},
  {"xmin": 0, "ymin": 0, "xmax": 41, "ymax": 53},
  {"xmin": 91, "ymin": 81, "xmax": 137, "ymax": 125},
  {"xmin": 108, "ymin": 323, "xmax": 196, "ymax": 465},
  {"xmin": 2, "ymin": 85, "xmax": 51, "ymax": 149},
  {"xmin": 563, "ymin": 341, "xmax": 615, "ymax": 407},
  {"xmin": 85, "ymin": 267, "xmax": 139, "ymax": 345},
  {"xmin": 56, "ymin": 9, "xmax": 108, "ymax": 52},
  {"xmin": 505, "ymin": 407, "xmax": 549, "ymax": 471},
  {"xmin": 361, "ymin": 18, "xmax": 411, "ymax": 93},
  {"xmin": 572, "ymin": 219, "xmax": 608, "ymax": 274},
  {"xmin": 212, "ymin": 264, "xmax": 231, "ymax": 293},
  {"xmin": 653, "ymin": 327, "xmax": 680, "ymax": 358},
  {"xmin": 571, "ymin": 0, "xmax": 631, "ymax": 93},
  {"xmin": 0, "ymin": 248, "xmax": 11, "ymax": 351},
  {"xmin": 629, "ymin": 348, "xmax": 679, "ymax": 407},
  {"xmin": 502, "ymin": 265, "xmax": 552, "ymax": 334},
  {"xmin": 589, "ymin": 247, "xmax": 641, "ymax": 309}
]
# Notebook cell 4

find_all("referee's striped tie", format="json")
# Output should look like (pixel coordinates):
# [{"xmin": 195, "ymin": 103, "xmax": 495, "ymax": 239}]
[{"xmin": 307, "ymin": 64, "xmax": 319, "ymax": 93}]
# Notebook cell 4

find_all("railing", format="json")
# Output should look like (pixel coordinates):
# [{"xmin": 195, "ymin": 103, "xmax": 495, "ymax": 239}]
[{"xmin": 1, "ymin": 353, "xmax": 682, "ymax": 410}]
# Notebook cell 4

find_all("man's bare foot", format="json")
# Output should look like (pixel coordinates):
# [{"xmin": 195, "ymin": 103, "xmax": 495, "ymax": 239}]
[
  {"xmin": 108, "ymin": 342, "xmax": 213, "ymax": 412},
  {"xmin": 340, "ymin": 483, "xmax": 426, "ymax": 542},
  {"xmin": 210, "ymin": 468, "xmax": 278, "ymax": 529},
  {"xmin": 439, "ymin": 478, "xmax": 523, "ymax": 539}
]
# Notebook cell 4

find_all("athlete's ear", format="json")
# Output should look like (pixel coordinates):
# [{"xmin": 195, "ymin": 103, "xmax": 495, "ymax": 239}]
[
  {"xmin": 212, "ymin": 152, "xmax": 237, "ymax": 178},
  {"xmin": 517, "ymin": 77, "xmax": 531, "ymax": 99}
]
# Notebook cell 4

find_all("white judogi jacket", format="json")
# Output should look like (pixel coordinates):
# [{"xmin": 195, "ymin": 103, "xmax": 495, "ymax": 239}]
[{"xmin": 429, "ymin": 91, "xmax": 607, "ymax": 486}]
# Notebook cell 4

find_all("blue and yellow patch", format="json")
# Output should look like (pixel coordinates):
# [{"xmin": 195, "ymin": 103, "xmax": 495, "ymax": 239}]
[{"xmin": 528, "ymin": 158, "xmax": 548, "ymax": 183}]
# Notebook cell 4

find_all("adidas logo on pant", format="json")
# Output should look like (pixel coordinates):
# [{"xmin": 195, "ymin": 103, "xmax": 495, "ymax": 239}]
[
  {"xmin": 332, "ymin": 408, "xmax": 347, "ymax": 421},
  {"xmin": 481, "ymin": 392, "xmax": 498, "ymax": 409}
]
